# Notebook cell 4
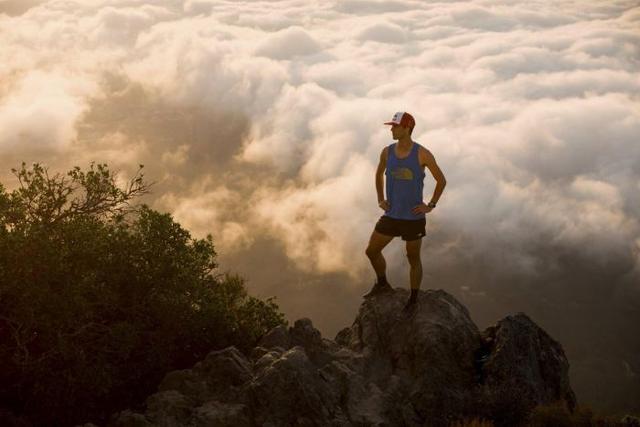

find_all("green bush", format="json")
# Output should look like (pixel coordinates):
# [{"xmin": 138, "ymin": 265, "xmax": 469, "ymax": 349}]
[{"xmin": 0, "ymin": 162, "xmax": 287, "ymax": 426}]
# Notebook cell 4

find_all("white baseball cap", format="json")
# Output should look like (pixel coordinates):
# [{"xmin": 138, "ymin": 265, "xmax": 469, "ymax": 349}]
[{"xmin": 383, "ymin": 111, "xmax": 415, "ymax": 129}]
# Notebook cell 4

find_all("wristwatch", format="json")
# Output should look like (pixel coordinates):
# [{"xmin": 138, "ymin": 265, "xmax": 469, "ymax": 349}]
[{"xmin": 427, "ymin": 201, "xmax": 437, "ymax": 208}]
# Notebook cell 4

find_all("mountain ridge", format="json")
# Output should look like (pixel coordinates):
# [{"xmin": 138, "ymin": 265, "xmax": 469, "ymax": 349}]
[{"xmin": 102, "ymin": 287, "xmax": 577, "ymax": 427}]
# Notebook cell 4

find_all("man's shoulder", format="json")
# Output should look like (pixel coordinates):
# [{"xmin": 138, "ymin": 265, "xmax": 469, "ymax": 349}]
[
  {"xmin": 416, "ymin": 143, "xmax": 433, "ymax": 167},
  {"xmin": 416, "ymin": 143, "xmax": 432, "ymax": 154}
]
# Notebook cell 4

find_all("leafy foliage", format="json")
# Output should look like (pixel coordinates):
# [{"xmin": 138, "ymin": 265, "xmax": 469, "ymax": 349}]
[{"xmin": 0, "ymin": 162, "xmax": 287, "ymax": 426}]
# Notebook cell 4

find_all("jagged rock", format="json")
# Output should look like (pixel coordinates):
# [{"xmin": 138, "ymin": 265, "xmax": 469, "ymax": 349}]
[
  {"xmin": 476, "ymin": 312, "xmax": 577, "ymax": 424},
  {"xmin": 257, "ymin": 324, "xmax": 291, "ymax": 350},
  {"xmin": 245, "ymin": 345, "xmax": 348, "ymax": 425},
  {"xmin": 336, "ymin": 288, "xmax": 484, "ymax": 425},
  {"xmin": 154, "ymin": 346, "xmax": 253, "ymax": 406},
  {"xmin": 106, "ymin": 288, "xmax": 577, "ymax": 427}
]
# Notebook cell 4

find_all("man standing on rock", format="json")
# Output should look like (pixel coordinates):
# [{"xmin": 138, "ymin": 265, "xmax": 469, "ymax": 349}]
[{"xmin": 363, "ymin": 111, "xmax": 447, "ymax": 312}]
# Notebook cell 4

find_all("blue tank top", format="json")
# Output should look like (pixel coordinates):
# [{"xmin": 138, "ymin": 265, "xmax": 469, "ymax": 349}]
[{"xmin": 384, "ymin": 142, "xmax": 426, "ymax": 220}]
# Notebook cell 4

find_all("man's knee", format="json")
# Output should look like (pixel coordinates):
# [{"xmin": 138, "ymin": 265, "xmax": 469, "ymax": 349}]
[{"xmin": 366, "ymin": 246, "xmax": 380, "ymax": 258}]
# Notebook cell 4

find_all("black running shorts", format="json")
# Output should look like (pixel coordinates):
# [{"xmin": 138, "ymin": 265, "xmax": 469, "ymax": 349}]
[{"xmin": 374, "ymin": 215, "xmax": 426, "ymax": 241}]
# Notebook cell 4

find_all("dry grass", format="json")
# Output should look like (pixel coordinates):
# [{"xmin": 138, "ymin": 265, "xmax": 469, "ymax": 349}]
[{"xmin": 526, "ymin": 400, "xmax": 636, "ymax": 427}]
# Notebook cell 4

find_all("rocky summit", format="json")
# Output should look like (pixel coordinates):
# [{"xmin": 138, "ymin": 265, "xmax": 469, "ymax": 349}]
[{"xmin": 104, "ymin": 288, "xmax": 576, "ymax": 427}]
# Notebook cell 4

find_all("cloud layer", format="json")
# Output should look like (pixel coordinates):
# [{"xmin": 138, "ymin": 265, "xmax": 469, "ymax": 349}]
[{"xmin": 1, "ymin": 0, "xmax": 639, "ymax": 414}]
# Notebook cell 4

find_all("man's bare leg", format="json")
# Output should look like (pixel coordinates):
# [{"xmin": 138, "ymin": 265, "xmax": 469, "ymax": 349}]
[
  {"xmin": 363, "ymin": 229, "xmax": 395, "ymax": 297},
  {"xmin": 406, "ymin": 237, "xmax": 423, "ymax": 290},
  {"xmin": 365, "ymin": 230, "xmax": 394, "ymax": 285},
  {"xmin": 404, "ymin": 237, "xmax": 423, "ymax": 309}
]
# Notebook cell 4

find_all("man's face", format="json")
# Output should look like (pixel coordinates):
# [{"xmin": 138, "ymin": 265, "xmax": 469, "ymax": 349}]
[{"xmin": 390, "ymin": 123, "xmax": 409, "ymax": 139}]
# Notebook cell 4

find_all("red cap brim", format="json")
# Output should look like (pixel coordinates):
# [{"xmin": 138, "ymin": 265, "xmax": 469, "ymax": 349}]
[{"xmin": 383, "ymin": 121, "xmax": 397, "ymax": 125}]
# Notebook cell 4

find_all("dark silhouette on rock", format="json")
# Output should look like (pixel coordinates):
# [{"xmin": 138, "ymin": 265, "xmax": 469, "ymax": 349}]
[{"xmin": 104, "ymin": 288, "xmax": 576, "ymax": 427}]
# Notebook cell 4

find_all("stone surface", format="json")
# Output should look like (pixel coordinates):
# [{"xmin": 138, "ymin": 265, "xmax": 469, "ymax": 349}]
[{"xmin": 106, "ymin": 288, "xmax": 577, "ymax": 427}]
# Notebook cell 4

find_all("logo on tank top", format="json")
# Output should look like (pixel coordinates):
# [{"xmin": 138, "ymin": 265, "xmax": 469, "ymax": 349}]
[{"xmin": 391, "ymin": 167, "xmax": 413, "ymax": 180}]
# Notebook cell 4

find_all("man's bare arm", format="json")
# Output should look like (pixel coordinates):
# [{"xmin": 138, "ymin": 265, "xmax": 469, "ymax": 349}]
[
  {"xmin": 423, "ymin": 149, "xmax": 446, "ymax": 205},
  {"xmin": 376, "ymin": 147, "xmax": 387, "ymax": 202}
]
